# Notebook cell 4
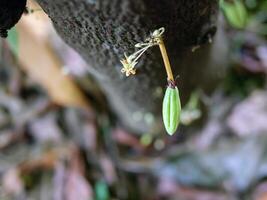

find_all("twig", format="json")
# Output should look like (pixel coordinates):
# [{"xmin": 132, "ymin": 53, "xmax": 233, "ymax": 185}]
[{"xmin": 158, "ymin": 37, "xmax": 174, "ymax": 82}]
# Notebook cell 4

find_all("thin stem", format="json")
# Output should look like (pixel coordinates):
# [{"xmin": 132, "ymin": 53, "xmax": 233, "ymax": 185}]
[
  {"xmin": 158, "ymin": 37, "xmax": 174, "ymax": 82},
  {"xmin": 129, "ymin": 46, "xmax": 149, "ymax": 61},
  {"xmin": 132, "ymin": 44, "xmax": 153, "ymax": 63}
]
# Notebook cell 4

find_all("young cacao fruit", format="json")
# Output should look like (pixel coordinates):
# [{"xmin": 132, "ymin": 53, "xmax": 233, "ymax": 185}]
[{"xmin": 162, "ymin": 82, "xmax": 181, "ymax": 135}]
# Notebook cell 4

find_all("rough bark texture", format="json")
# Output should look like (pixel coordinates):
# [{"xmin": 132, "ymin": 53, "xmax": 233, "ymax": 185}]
[{"xmin": 36, "ymin": 0, "xmax": 226, "ymax": 133}]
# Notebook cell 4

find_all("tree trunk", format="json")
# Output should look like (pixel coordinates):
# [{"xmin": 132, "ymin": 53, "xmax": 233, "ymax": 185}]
[{"xmin": 36, "ymin": 0, "xmax": 226, "ymax": 133}]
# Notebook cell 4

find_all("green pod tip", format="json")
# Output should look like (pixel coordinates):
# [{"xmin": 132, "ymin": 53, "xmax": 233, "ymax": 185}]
[{"xmin": 162, "ymin": 84, "xmax": 181, "ymax": 135}]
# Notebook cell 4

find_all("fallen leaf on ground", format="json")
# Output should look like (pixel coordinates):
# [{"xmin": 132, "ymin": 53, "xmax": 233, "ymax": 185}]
[{"xmin": 227, "ymin": 91, "xmax": 267, "ymax": 136}]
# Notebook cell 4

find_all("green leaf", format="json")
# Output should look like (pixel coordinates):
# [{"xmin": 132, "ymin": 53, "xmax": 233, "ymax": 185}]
[
  {"xmin": 220, "ymin": 0, "xmax": 248, "ymax": 29},
  {"xmin": 95, "ymin": 180, "xmax": 109, "ymax": 200},
  {"xmin": 7, "ymin": 27, "xmax": 19, "ymax": 57}
]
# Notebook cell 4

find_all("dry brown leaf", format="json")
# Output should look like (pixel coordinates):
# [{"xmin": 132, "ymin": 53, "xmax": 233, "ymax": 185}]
[
  {"xmin": 100, "ymin": 154, "xmax": 117, "ymax": 184},
  {"xmin": 29, "ymin": 113, "xmax": 63, "ymax": 143},
  {"xmin": 2, "ymin": 168, "xmax": 24, "ymax": 196},
  {"xmin": 112, "ymin": 128, "xmax": 144, "ymax": 151},
  {"xmin": 15, "ymin": 10, "xmax": 91, "ymax": 111},
  {"xmin": 53, "ymin": 147, "xmax": 93, "ymax": 200},
  {"xmin": 252, "ymin": 182, "xmax": 267, "ymax": 200},
  {"xmin": 157, "ymin": 177, "xmax": 236, "ymax": 200}
]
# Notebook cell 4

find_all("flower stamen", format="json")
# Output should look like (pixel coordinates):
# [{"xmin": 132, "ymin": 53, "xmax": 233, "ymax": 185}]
[{"xmin": 120, "ymin": 27, "xmax": 165, "ymax": 77}]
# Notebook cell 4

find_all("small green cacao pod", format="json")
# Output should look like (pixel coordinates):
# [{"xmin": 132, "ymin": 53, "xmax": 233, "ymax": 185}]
[
  {"xmin": 220, "ymin": 0, "xmax": 248, "ymax": 29},
  {"xmin": 162, "ymin": 84, "xmax": 181, "ymax": 135}
]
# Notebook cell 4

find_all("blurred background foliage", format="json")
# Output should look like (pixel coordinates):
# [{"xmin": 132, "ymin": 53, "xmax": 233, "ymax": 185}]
[{"xmin": 1, "ymin": 0, "xmax": 267, "ymax": 200}]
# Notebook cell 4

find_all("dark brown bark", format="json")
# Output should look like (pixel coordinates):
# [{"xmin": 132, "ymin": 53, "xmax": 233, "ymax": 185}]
[{"xmin": 36, "ymin": 0, "xmax": 226, "ymax": 133}]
